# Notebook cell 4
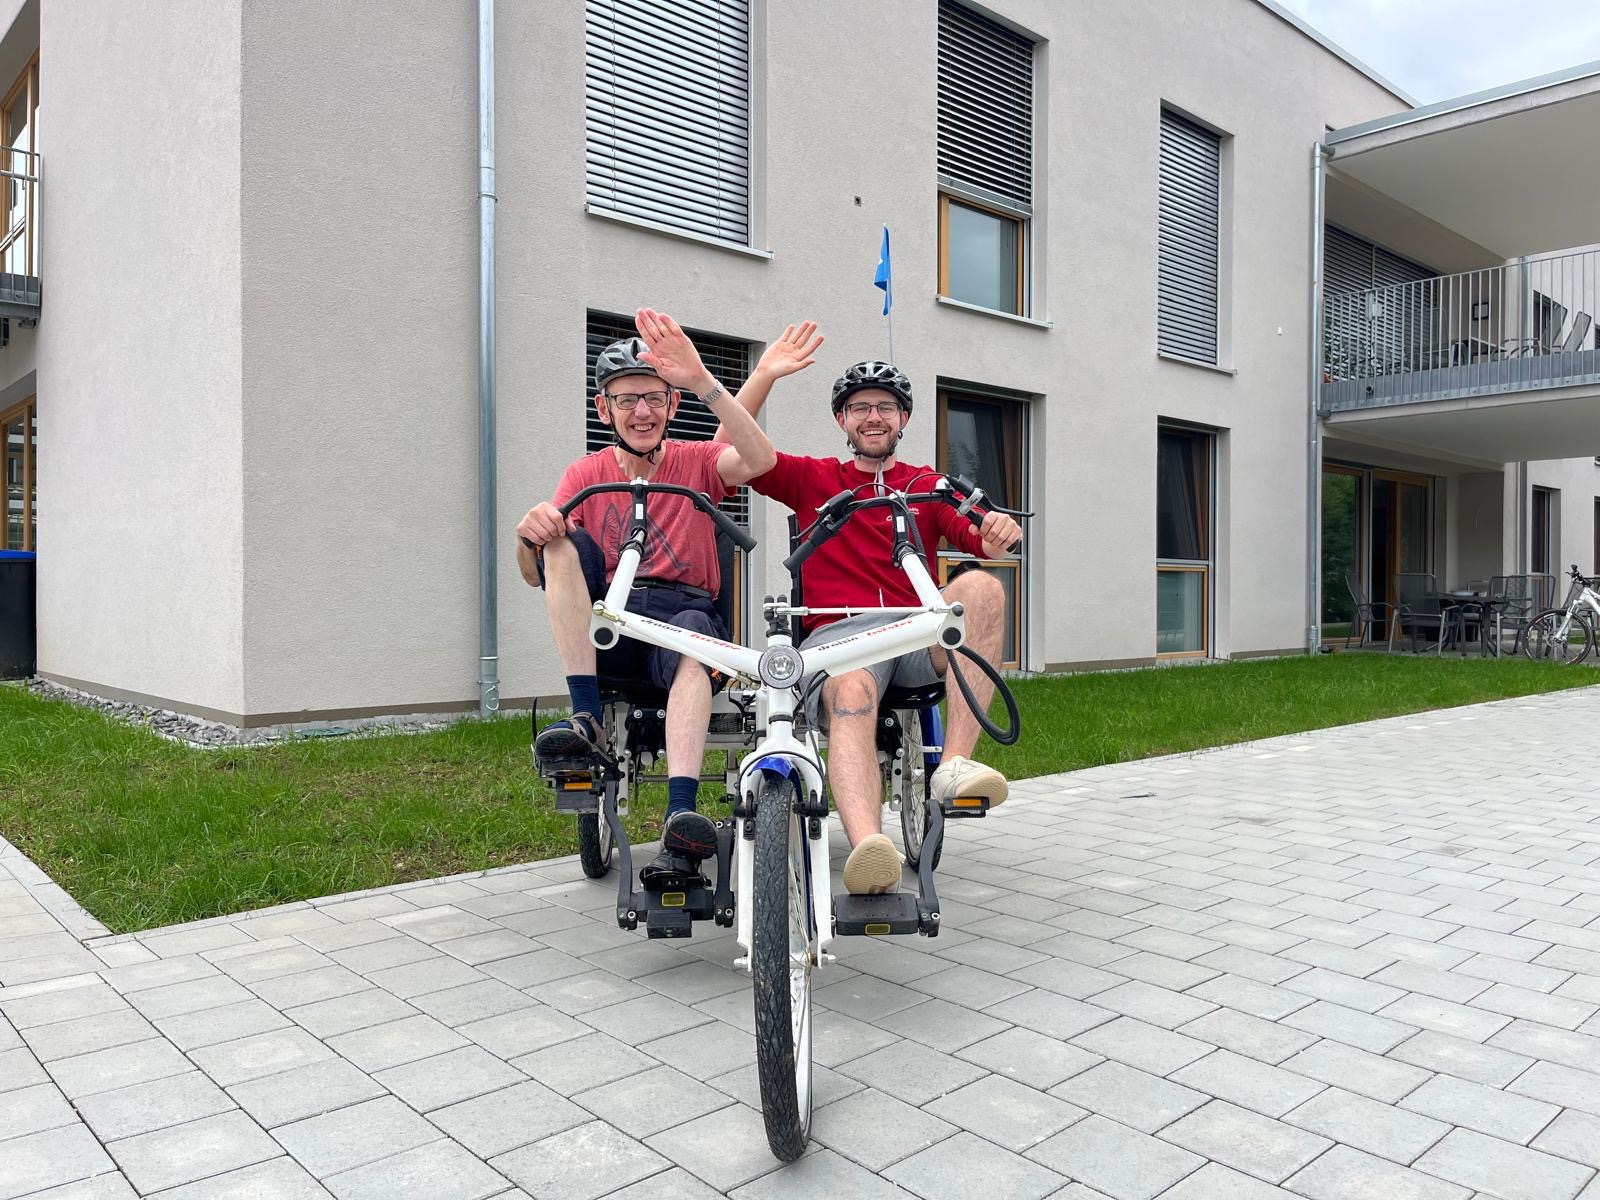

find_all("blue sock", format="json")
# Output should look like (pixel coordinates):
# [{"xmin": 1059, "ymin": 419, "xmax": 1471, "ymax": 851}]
[
  {"xmin": 666, "ymin": 776, "xmax": 699, "ymax": 819},
  {"xmin": 565, "ymin": 675, "xmax": 600, "ymax": 724}
]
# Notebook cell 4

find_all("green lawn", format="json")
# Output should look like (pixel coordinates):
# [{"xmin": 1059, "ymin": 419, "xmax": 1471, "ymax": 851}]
[{"xmin": 1, "ymin": 654, "xmax": 1591, "ymax": 933}]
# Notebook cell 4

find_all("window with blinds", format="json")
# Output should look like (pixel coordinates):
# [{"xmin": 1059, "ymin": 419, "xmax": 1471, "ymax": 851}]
[
  {"xmin": 584, "ymin": 312, "xmax": 751, "ymax": 527},
  {"xmin": 937, "ymin": 1, "xmax": 1033, "ymax": 211},
  {"xmin": 585, "ymin": 0, "xmax": 751, "ymax": 246},
  {"xmin": 936, "ymin": 2, "xmax": 1034, "ymax": 317},
  {"xmin": 1157, "ymin": 108, "xmax": 1222, "ymax": 365}
]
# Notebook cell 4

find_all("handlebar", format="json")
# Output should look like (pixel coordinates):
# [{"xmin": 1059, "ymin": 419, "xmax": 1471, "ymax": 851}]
[
  {"xmin": 783, "ymin": 474, "xmax": 1030, "ymax": 575},
  {"xmin": 519, "ymin": 480, "xmax": 757, "ymax": 554}
]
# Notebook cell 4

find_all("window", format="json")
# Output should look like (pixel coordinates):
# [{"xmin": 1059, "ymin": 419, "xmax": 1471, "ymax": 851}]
[
  {"xmin": 1157, "ymin": 109, "xmax": 1222, "ymax": 364},
  {"xmin": 936, "ymin": 386, "xmax": 1028, "ymax": 668},
  {"xmin": 3, "ymin": 395, "xmax": 35, "ymax": 551},
  {"xmin": 1157, "ymin": 424, "xmax": 1213, "ymax": 656},
  {"xmin": 584, "ymin": 0, "xmax": 751, "ymax": 246},
  {"xmin": 1532, "ymin": 486, "xmax": 1556, "ymax": 576},
  {"xmin": 584, "ymin": 312, "xmax": 751, "ymax": 636},
  {"xmin": 1, "ymin": 57, "xmax": 36, "ymax": 281},
  {"xmin": 937, "ymin": 1, "xmax": 1033, "ymax": 316}
]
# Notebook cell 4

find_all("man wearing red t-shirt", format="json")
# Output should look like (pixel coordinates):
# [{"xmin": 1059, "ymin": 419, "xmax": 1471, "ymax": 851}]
[
  {"xmin": 516, "ymin": 310, "xmax": 822, "ymax": 889},
  {"xmin": 729, "ymin": 361, "xmax": 1022, "ymax": 896}
]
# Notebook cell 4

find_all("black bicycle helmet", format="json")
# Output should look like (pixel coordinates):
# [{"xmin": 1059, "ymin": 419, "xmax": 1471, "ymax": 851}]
[
  {"xmin": 831, "ymin": 360, "xmax": 913, "ymax": 416},
  {"xmin": 594, "ymin": 337, "xmax": 658, "ymax": 391}
]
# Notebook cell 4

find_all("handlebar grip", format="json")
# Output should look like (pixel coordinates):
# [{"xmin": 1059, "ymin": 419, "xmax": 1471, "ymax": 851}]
[
  {"xmin": 964, "ymin": 505, "xmax": 1022, "ymax": 554},
  {"xmin": 706, "ymin": 503, "xmax": 757, "ymax": 553}
]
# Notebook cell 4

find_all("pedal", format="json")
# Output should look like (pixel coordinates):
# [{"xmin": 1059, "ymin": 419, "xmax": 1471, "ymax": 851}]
[
  {"xmin": 550, "ymin": 772, "xmax": 599, "ymax": 812},
  {"xmin": 642, "ymin": 886, "xmax": 714, "ymax": 939},
  {"xmin": 833, "ymin": 892, "xmax": 922, "ymax": 937},
  {"xmin": 940, "ymin": 795, "xmax": 991, "ymax": 819}
]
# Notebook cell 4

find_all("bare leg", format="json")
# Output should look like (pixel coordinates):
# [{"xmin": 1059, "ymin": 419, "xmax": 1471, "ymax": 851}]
[
  {"xmin": 931, "ymin": 569, "xmax": 1006, "ymax": 762},
  {"xmin": 540, "ymin": 537, "xmax": 597, "ymax": 677},
  {"xmin": 822, "ymin": 670, "xmax": 883, "ymax": 846},
  {"xmin": 665, "ymin": 653, "xmax": 712, "ymax": 782}
]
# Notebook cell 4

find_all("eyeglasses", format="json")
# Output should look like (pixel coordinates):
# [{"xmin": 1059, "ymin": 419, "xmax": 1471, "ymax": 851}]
[
  {"xmin": 844, "ymin": 401, "xmax": 902, "ymax": 419},
  {"xmin": 604, "ymin": 390, "xmax": 671, "ymax": 411}
]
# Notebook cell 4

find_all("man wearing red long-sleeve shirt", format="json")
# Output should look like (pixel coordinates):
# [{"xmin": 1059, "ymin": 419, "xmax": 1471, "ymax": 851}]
[{"xmin": 722, "ymin": 360, "xmax": 1021, "ymax": 896}]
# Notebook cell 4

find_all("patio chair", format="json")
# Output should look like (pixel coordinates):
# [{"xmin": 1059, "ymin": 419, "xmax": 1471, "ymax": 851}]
[
  {"xmin": 1393, "ymin": 572, "xmax": 1460, "ymax": 654},
  {"xmin": 1342, "ymin": 570, "xmax": 1396, "ymax": 650},
  {"xmin": 1489, "ymin": 574, "xmax": 1551, "ymax": 654}
]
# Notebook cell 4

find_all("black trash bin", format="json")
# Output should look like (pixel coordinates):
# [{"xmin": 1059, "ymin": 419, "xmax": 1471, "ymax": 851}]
[{"xmin": 0, "ymin": 549, "xmax": 36, "ymax": 679}]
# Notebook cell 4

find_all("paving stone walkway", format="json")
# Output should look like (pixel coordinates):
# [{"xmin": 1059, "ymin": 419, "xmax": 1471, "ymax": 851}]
[{"xmin": 4, "ymin": 687, "xmax": 1600, "ymax": 1199}]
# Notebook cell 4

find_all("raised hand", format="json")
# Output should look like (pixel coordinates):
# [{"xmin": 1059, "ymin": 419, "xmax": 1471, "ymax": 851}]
[
  {"xmin": 634, "ymin": 307, "xmax": 713, "ymax": 393},
  {"xmin": 755, "ymin": 321, "xmax": 824, "ymax": 380}
]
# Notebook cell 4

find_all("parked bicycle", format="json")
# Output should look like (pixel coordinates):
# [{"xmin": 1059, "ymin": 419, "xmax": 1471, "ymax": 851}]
[
  {"xmin": 524, "ymin": 473, "xmax": 1022, "ymax": 1161},
  {"xmin": 1522, "ymin": 564, "xmax": 1599, "ymax": 664}
]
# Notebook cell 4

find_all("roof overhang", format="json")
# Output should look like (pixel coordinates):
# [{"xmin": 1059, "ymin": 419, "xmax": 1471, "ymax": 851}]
[
  {"xmin": 1325, "ymin": 61, "xmax": 1600, "ymax": 258},
  {"xmin": 1323, "ymin": 384, "xmax": 1600, "ymax": 464}
]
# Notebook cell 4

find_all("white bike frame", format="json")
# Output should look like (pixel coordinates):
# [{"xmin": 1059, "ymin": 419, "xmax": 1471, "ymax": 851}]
[
  {"xmin": 1552, "ymin": 580, "xmax": 1600, "ymax": 638},
  {"xmin": 589, "ymin": 515, "xmax": 965, "ymax": 971}
]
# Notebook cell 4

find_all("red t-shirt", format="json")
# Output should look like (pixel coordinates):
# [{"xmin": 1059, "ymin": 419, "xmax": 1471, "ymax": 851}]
[
  {"xmin": 553, "ymin": 441, "xmax": 731, "ymax": 594},
  {"xmin": 750, "ymin": 454, "xmax": 987, "ymax": 632}
]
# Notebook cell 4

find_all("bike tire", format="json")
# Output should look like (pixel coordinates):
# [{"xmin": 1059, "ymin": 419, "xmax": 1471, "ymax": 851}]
[
  {"xmin": 897, "ymin": 713, "xmax": 940, "ymax": 871},
  {"xmin": 577, "ymin": 812, "xmax": 614, "ymax": 879},
  {"xmin": 752, "ymin": 771, "xmax": 814, "ymax": 1162},
  {"xmin": 1523, "ymin": 609, "xmax": 1595, "ymax": 664}
]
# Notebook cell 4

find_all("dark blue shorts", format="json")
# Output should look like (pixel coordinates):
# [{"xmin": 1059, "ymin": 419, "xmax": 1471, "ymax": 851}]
[{"xmin": 541, "ymin": 528, "xmax": 727, "ymax": 692}]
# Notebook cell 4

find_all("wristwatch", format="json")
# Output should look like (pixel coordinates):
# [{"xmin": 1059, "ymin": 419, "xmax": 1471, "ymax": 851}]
[{"xmin": 701, "ymin": 381, "xmax": 727, "ymax": 405}]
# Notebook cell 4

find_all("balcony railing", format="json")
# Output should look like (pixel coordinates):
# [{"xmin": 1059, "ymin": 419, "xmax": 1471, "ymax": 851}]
[
  {"xmin": 1321, "ymin": 246, "xmax": 1600, "ymax": 413},
  {"xmin": 0, "ymin": 147, "xmax": 39, "ymax": 315}
]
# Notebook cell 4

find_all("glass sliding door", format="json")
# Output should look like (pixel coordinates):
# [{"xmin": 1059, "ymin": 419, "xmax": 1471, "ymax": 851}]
[
  {"xmin": 1532, "ymin": 486, "xmax": 1556, "ymax": 576},
  {"xmin": 1369, "ymin": 470, "xmax": 1433, "ymax": 633},
  {"xmin": 1321, "ymin": 466, "xmax": 1362, "ymax": 639},
  {"xmin": 1157, "ymin": 424, "xmax": 1214, "ymax": 656}
]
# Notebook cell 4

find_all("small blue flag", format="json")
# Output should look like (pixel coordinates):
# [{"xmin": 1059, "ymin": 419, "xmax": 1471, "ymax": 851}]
[{"xmin": 873, "ymin": 225, "xmax": 892, "ymax": 316}]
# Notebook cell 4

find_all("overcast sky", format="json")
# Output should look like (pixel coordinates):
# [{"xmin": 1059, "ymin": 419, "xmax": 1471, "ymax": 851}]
[{"xmin": 1277, "ymin": 0, "xmax": 1600, "ymax": 104}]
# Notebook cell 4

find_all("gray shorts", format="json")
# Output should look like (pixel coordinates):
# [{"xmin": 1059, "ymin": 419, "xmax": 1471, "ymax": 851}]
[{"xmin": 798, "ymin": 611, "xmax": 941, "ymax": 730}]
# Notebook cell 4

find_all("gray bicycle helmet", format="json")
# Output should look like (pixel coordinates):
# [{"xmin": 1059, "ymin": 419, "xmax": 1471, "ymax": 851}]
[
  {"xmin": 831, "ymin": 360, "xmax": 913, "ymax": 415},
  {"xmin": 594, "ymin": 336, "xmax": 658, "ymax": 391}
]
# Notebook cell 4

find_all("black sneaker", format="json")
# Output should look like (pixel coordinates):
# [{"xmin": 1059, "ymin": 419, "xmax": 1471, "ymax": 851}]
[
  {"xmin": 534, "ymin": 713, "xmax": 605, "ymax": 768},
  {"xmin": 640, "ymin": 851, "xmax": 707, "ymax": 892},
  {"xmin": 661, "ymin": 810, "xmax": 718, "ymax": 860}
]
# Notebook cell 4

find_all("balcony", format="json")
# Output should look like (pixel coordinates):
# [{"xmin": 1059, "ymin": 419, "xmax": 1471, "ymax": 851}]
[
  {"xmin": 1321, "ymin": 246, "xmax": 1600, "ymax": 415},
  {"xmin": 0, "ymin": 146, "xmax": 38, "ymax": 317}
]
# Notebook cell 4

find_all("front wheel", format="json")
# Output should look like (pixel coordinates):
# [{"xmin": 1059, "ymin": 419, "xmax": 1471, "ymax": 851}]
[
  {"xmin": 897, "ymin": 713, "xmax": 940, "ymax": 871},
  {"xmin": 751, "ymin": 772, "xmax": 814, "ymax": 1162},
  {"xmin": 1523, "ymin": 609, "xmax": 1595, "ymax": 664},
  {"xmin": 577, "ymin": 812, "xmax": 614, "ymax": 878}
]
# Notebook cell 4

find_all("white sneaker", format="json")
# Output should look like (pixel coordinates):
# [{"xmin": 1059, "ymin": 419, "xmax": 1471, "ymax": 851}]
[
  {"xmin": 930, "ymin": 756, "xmax": 1008, "ymax": 811},
  {"xmin": 843, "ymin": 833, "xmax": 902, "ymax": 895}
]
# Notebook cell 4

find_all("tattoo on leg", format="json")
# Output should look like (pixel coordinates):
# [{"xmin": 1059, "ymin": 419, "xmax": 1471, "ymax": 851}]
[{"xmin": 830, "ymin": 702, "xmax": 875, "ymax": 719}]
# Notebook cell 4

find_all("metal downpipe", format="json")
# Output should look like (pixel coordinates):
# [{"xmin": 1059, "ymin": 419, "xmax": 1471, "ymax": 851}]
[
  {"xmin": 1306, "ymin": 142, "xmax": 1326, "ymax": 653},
  {"xmin": 478, "ymin": 0, "xmax": 499, "ymax": 716}
]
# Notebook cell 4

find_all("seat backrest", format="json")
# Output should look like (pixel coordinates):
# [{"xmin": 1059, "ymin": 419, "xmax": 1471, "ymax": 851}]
[
  {"xmin": 1487, "ymin": 575, "xmax": 1509, "ymax": 602},
  {"xmin": 714, "ymin": 525, "xmax": 738, "ymax": 636},
  {"xmin": 1343, "ymin": 570, "xmax": 1368, "ymax": 608},
  {"xmin": 1561, "ymin": 312, "xmax": 1593, "ymax": 353},
  {"xmin": 786, "ymin": 515, "xmax": 806, "ymax": 641},
  {"xmin": 1394, "ymin": 573, "xmax": 1436, "ymax": 609}
]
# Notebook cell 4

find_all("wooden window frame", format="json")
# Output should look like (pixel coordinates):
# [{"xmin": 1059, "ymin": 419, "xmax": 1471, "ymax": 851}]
[
  {"xmin": 1, "ymin": 54, "xmax": 38, "ymax": 278},
  {"xmin": 938, "ymin": 193, "xmax": 1025, "ymax": 316},
  {"xmin": 935, "ymin": 387, "xmax": 1030, "ymax": 670},
  {"xmin": 2, "ymin": 393, "xmax": 36, "ymax": 551},
  {"xmin": 1156, "ymin": 424, "xmax": 1215, "ymax": 658}
]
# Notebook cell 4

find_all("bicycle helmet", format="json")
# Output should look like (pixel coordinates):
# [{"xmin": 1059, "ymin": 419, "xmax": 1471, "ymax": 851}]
[
  {"xmin": 594, "ymin": 337, "xmax": 658, "ymax": 391},
  {"xmin": 594, "ymin": 336, "xmax": 670, "ymax": 462},
  {"xmin": 831, "ymin": 360, "xmax": 913, "ymax": 416}
]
